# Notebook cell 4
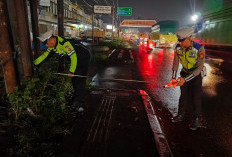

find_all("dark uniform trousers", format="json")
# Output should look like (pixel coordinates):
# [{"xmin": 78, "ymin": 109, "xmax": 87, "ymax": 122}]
[
  {"xmin": 178, "ymin": 71, "xmax": 202, "ymax": 119},
  {"xmin": 71, "ymin": 43, "xmax": 91, "ymax": 104}
]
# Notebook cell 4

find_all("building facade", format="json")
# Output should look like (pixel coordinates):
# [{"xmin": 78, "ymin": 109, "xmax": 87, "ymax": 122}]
[{"xmin": 38, "ymin": 0, "xmax": 104, "ymax": 37}]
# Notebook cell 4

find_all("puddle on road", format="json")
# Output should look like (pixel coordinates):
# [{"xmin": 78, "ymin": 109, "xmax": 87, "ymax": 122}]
[{"xmin": 202, "ymin": 63, "xmax": 225, "ymax": 97}]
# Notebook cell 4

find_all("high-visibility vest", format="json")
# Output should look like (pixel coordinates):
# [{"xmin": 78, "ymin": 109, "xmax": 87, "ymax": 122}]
[
  {"xmin": 176, "ymin": 43, "xmax": 200, "ymax": 71},
  {"xmin": 33, "ymin": 36, "xmax": 77, "ymax": 73}
]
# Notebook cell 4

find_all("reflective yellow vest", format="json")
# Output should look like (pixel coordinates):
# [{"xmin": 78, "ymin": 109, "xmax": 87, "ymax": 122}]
[
  {"xmin": 33, "ymin": 36, "xmax": 77, "ymax": 73},
  {"xmin": 176, "ymin": 46, "xmax": 198, "ymax": 71}
]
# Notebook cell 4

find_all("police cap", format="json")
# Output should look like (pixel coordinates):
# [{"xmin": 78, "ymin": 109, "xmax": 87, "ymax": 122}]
[
  {"xmin": 37, "ymin": 30, "xmax": 53, "ymax": 42},
  {"xmin": 176, "ymin": 27, "xmax": 194, "ymax": 42}
]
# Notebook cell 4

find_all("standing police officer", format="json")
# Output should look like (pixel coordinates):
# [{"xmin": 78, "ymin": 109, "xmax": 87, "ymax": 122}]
[
  {"xmin": 34, "ymin": 30, "xmax": 91, "ymax": 110},
  {"xmin": 171, "ymin": 27, "xmax": 205, "ymax": 130}
]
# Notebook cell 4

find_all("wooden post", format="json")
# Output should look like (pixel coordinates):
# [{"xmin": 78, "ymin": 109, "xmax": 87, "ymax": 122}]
[
  {"xmin": 14, "ymin": 0, "xmax": 33, "ymax": 77},
  {"xmin": 57, "ymin": 0, "xmax": 64, "ymax": 36},
  {"xmin": 29, "ymin": 0, "xmax": 41, "ymax": 58},
  {"xmin": 112, "ymin": 6, "xmax": 114, "ymax": 40},
  {"xmin": 92, "ymin": 10, "xmax": 94, "ymax": 53},
  {"xmin": 0, "ymin": 0, "xmax": 17, "ymax": 93},
  {"xmin": 57, "ymin": 0, "xmax": 65, "ymax": 72}
]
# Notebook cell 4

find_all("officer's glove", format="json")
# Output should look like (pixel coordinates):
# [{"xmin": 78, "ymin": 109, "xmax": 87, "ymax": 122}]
[
  {"xmin": 68, "ymin": 72, "xmax": 75, "ymax": 77},
  {"xmin": 177, "ymin": 77, "xmax": 185, "ymax": 86}
]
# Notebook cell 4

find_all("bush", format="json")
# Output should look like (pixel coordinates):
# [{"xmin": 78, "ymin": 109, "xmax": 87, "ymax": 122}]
[
  {"xmin": 8, "ymin": 68, "xmax": 74, "ymax": 156},
  {"xmin": 98, "ymin": 38, "xmax": 128, "ymax": 49},
  {"xmin": 91, "ymin": 51, "xmax": 109, "ymax": 64}
]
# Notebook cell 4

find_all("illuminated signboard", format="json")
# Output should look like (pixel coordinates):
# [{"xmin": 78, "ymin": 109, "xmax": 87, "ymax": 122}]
[
  {"xmin": 117, "ymin": 7, "xmax": 132, "ymax": 16},
  {"xmin": 94, "ymin": 5, "xmax": 112, "ymax": 14}
]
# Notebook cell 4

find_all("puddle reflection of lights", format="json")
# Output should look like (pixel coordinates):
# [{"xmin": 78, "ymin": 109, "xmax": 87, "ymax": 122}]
[
  {"xmin": 202, "ymin": 63, "xmax": 218, "ymax": 96},
  {"xmin": 203, "ymin": 63, "xmax": 212, "ymax": 83},
  {"xmin": 148, "ymin": 54, "xmax": 153, "ymax": 61},
  {"xmin": 205, "ymin": 63, "xmax": 211, "ymax": 72},
  {"xmin": 158, "ymin": 49, "xmax": 164, "ymax": 53}
]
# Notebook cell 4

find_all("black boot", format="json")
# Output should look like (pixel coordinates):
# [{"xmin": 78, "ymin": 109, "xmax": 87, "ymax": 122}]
[
  {"xmin": 69, "ymin": 97, "xmax": 85, "ymax": 112},
  {"xmin": 171, "ymin": 115, "xmax": 184, "ymax": 123},
  {"xmin": 189, "ymin": 118, "xmax": 200, "ymax": 131}
]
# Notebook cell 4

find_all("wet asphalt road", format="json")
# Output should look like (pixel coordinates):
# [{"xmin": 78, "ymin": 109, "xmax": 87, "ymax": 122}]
[{"xmin": 134, "ymin": 45, "xmax": 232, "ymax": 157}]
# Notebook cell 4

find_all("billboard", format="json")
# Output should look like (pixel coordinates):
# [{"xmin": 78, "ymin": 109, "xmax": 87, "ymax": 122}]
[
  {"xmin": 117, "ymin": 7, "xmax": 132, "ymax": 16},
  {"xmin": 121, "ymin": 20, "xmax": 156, "ymax": 27},
  {"xmin": 94, "ymin": 5, "xmax": 112, "ymax": 14}
]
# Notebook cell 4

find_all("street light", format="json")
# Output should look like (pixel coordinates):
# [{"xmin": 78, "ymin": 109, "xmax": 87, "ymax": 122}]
[{"xmin": 191, "ymin": 14, "xmax": 198, "ymax": 22}]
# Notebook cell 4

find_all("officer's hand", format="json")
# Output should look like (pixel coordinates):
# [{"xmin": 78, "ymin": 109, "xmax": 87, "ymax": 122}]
[
  {"xmin": 177, "ymin": 77, "xmax": 185, "ymax": 86},
  {"xmin": 69, "ymin": 72, "xmax": 75, "ymax": 77}
]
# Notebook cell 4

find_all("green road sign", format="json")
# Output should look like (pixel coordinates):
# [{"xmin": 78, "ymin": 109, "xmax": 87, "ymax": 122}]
[{"xmin": 117, "ymin": 7, "xmax": 132, "ymax": 16}]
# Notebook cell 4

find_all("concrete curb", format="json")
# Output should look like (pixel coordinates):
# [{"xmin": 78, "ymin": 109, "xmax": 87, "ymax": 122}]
[{"xmin": 139, "ymin": 90, "xmax": 174, "ymax": 157}]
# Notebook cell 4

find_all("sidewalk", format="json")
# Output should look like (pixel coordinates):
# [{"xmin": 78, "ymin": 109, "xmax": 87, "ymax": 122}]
[{"xmin": 59, "ymin": 49, "xmax": 170, "ymax": 157}]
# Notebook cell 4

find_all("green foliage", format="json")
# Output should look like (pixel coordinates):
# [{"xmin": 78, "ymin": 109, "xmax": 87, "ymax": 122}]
[
  {"xmin": 99, "ymin": 38, "xmax": 128, "ymax": 49},
  {"xmin": 8, "ymin": 69, "xmax": 71, "ymax": 120},
  {"xmin": 8, "ymin": 68, "xmax": 73, "ymax": 156},
  {"xmin": 91, "ymin": 52, "xmax": 109, "ymax": 64}
]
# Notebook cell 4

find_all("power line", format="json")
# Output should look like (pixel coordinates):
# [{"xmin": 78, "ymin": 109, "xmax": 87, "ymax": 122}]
[{"xmin": 82, "ymin": 0, "xmax": 93, "ymax": 8}]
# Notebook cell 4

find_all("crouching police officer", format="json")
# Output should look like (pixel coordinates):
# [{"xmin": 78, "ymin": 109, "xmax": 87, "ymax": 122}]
[
  {"xmin": 171, "ymin": 27, "xmax": 205, "ymax": 130},
  {"xmin": 34, "ymin": 30, "xmax": 91, "ymax": 110}
]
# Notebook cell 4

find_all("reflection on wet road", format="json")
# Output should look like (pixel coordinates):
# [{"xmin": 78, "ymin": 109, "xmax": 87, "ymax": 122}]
[
  {"xmin": 136, "ymin": 48, "xmax": 180, "ymax": 115},
  {"xmin": 135, "ymin": 46, "xmax": 232, "ymax": 156},
  {"xmin": 91, "ymin": 66, "xmax": 134, "ymax": 89},
  {"xmin": 136, "ymin": 47, "xmax": 231, "ymax": 116}
]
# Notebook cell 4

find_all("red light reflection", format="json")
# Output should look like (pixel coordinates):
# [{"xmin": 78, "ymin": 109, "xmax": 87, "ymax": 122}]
[{"xmin": 137, "ymin": 48, "xmax": 174, "ymax": 90}]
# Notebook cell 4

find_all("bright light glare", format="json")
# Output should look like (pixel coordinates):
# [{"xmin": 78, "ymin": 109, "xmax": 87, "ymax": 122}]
[
  {"xmin": 148, "ymin": 54, "xmax": 153, "ymax": 61},
  {"xmin": 107, "ymin": 25, "xmax": 116, "ymax": 31},
  {"xmin": 192, "ymin": 14, "xmax": 198, "ymax": 21},
  {"xmin": 107, "ymin": 25, "xmax": 113, "ymax": 29},
  {"xmin": 71, "ymin": 24, "xmax": 78, "ymax": 28}
]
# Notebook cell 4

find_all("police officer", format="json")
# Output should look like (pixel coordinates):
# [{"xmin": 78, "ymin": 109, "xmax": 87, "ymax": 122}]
[
  {"xmin": 34, "ymin": 30, "xmax": 91, "ymax": 110},
  {"xmin": 171, "ymin": 27, "xmax": 205, "ymax": 130}
]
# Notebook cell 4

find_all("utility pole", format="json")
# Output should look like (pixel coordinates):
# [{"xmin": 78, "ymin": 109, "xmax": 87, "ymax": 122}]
[
  {"xmin": 112, "ymin": 6, "xmax": 114, "ymax": 40},
  {"xmin": 57, "ymin": 0, "xmax": 64, "ymax": 72},
  {"xmin": 14, "ymin": 0, "xmax": 33, "ymax": 77},
  {"xmin": 29, "ymin": 0, "xmax": 41, "ymax": 58},
  {"xmin": 0, "ymin": 0, "xmax": 17, "ymax": 93},
  {"xmin": 92, "ymin": 10, "xmax": 94, "ymax": 53},
  {"xmin": 92, "ymin": 5, "xmax": 96, "ymax": 54},
  {"xmin": 57, "ymin": 0, "xmax": 64, "ymax": 36},
  {"xmin": 118, "ymin": 16, "xmax": 120, "ymax": 37},
  {"xmin": 116, "ymin": 0, "xmax": 120, "ymax": 37}
]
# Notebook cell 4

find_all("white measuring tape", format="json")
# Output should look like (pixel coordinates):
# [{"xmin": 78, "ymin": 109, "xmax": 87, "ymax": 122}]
[{"xmin": 54, "ymin": 73, "xmax": 153, "ymax": 84}]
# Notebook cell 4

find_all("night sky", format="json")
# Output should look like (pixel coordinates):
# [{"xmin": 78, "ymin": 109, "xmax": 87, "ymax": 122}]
[
  {"xmin": 118, "ymin": 0, "xmax": 198, "ymax": 26},
  {"xmin": 102, "ymin": 0, "xmax": 205, "ymax": 27},
  {"xmin": 77, "ymin": 0, "xmax": 228, "ymax": 27}
]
